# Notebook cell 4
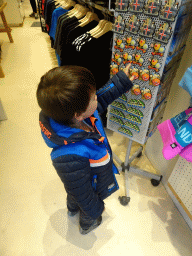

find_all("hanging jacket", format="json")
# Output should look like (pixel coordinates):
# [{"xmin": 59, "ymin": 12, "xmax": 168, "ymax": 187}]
[{"xmin": 39, "ymin": 70, "xmax": 133, "ymax": 220}]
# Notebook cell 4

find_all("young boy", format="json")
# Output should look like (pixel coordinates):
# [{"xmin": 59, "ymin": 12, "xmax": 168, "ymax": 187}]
[{"xmin": 37, "ymin": 64, "xmax": 135, "ymax": 235}]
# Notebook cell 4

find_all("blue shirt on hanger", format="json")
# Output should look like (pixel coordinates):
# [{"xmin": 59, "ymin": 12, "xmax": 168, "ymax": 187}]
[{"xmin": 49, "ymin": 7, "xmax": 69, "ymax": 40}]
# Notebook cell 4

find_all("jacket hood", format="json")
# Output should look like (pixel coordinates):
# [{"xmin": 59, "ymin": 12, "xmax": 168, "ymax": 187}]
[{"xmin": 39, "ymin": 111, "xmax": 103, "ymax": 148}]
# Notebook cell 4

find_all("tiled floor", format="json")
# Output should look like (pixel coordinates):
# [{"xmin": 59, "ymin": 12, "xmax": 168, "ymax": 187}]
[{"xmin": 0, "ymin": 2, "xmax": 192, "ymax": 255}]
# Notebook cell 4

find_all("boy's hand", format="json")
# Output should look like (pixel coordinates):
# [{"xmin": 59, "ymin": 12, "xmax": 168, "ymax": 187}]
[{"xmin": 123, "ymin": 64, "xmax": 136, "ymax": 81}]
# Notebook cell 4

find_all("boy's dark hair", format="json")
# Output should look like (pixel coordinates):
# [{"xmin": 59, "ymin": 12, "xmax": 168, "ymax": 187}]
[{"xmin": 36, "ymin": 66, "xmax": 96, "ymax": 125}]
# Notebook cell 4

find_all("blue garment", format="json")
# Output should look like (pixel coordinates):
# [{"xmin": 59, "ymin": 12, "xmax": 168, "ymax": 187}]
[
  {"xmin": 49, "ymin": 7, "xmax": 68, "ymax": 40},
  {"xmin": 39, "ymin": 71, "xmax": 133, "ymax": 219},
  {"xmin": 55, "ymin": 51, "xmax": 61, "ymax": 66},
  {"xmin": 179, "ymin": 65, "xmax": 192, "ymax": 97}
]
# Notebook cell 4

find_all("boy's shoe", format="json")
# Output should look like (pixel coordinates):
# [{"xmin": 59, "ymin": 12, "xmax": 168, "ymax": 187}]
[
  {"xmin": 67, "ymin": 210, "xmax": 79, "ymax": 217},
  {"xmin": 79, "ymin": 216, "xmax": 102, "ymax": 235},
  {"xmin": 35, "ymin": 13, "xmax": 38, "ymax": 19}
]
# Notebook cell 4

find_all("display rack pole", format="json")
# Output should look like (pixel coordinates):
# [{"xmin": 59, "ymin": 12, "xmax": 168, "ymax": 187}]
[{"xmin": 113, "ymin": 139, "xmax": 163, "ymax": 206}]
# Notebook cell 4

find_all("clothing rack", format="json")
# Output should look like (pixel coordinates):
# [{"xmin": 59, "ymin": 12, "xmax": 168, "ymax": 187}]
[{"xmin": 37, "ymin": 0, "xmax": 115, "ymax": 33}]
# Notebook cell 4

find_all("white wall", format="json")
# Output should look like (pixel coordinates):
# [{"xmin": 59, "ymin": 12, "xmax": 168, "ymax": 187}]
[
  {"xmin": 0, "ymin": 0, "xmax": 24, "ymax": 27},
  {"xmin": 145, "ymin": 26, "xmax": 192, "ymax": 184}
]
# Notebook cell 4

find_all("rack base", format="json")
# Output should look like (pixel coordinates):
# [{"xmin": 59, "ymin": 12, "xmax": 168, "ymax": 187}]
[{"xmin": 113, "ymin": 139, "xmax": 163, "ymax": 206}]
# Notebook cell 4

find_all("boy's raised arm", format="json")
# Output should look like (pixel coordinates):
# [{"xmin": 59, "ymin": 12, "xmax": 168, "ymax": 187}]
[{"xmin": 97, "ymin": 64, "xmax": 135, "ymax": 114}]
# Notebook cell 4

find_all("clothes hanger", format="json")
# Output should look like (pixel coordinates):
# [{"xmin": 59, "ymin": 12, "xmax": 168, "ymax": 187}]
[
  {"xmin": 67, "ymin": 4, "xmax": 80, "ymax": 17},
  {"xmin": 67, "ymin": 4, "xmax": 88, "ymax": 19},
  {"xmin": 89, "ymin": 19, "xmax": 108, "ymax": 37},
  {"xmin": 63, "ymin": 0, "xmax": 76, "ymax": 9},
  {"xmin": 78, "ymin": 12, "xmax": 99, "ymax": 27},
  {"xmin": 54, "ymin": 0, "xmax": 68, "ymax": 7},
  {"xmin": 92, "ymin": 21, "xmax": 113, "ymax": 38},
  {"xmin": 75, "ymin": 6, "xmax": 89, "ymax": 19}
]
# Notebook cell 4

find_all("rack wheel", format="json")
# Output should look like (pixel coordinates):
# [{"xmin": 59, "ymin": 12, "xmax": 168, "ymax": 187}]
[
  {"xmin": 137, "ymin": 151, "xmax": 142, "ymax": 158},
  {"xmin": 151, "ymin": 175, "xmax": 163, "ymax": 187},
  {"xmin": 118, "ymin": 196, "xmax": 130, "ymax": 206}
]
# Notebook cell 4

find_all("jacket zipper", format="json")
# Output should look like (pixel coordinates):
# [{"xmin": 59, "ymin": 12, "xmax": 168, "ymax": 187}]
[
  {"xmin": 92, "ymin": 175, "xmax": 97, "ymax": 191},
  {"xmin": 96, "ymin": 83, "xmax": 115, "ymax": 97}
]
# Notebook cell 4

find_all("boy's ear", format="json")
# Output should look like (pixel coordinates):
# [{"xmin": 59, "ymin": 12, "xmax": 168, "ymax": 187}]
[{"xmin": 74, "ymin": 112, "xmax": 84, "ymax": 121}]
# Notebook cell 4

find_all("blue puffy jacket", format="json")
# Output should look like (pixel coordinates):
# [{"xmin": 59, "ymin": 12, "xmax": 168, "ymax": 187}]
[{"xmin": 39, "ymin": 70, "xmax": 133, "ymax": 220}]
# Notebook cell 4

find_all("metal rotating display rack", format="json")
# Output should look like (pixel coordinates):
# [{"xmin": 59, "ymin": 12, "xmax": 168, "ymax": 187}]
[{"xmin": 108, "ymin": 0, "xmax": 187, "ymax": 205}]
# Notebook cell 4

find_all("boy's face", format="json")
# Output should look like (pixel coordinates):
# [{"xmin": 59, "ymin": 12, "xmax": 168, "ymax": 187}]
[
  {"xmin": 82, "ymin": 92, "xmax": 98, "ymax": 120},
  {"xmin": 76, "ymin": 92, "xmax": 98, "ymax": 122}
]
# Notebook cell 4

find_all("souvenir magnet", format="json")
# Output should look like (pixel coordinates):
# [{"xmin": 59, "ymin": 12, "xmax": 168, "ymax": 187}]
[
  {"xmin": 160, "ymin": 0, "xmax": 179, "ymax": 22},
  {"xmin": 122, "ymin": 52, "xmax": 133, "ymax": 64},
  {"xmin": 118, "ymin": 127, "xmax": 133, "ymax": 137},
  {"xmin": 128, "ymin": 0, "xmax": 145, "ymax": 13},
  {"xmin": 110, "ymin": 116, "xmax": 124, "ymax": 125},
  {"xmin": 110, "ymin": 108, "xmax": 125, "ymax": 118},
  {"xmin": 110, "ymin": 64, "xmax": 119, "ymax": 75},
  {"xmin": 136, "ymin": 37, "xmax": 148, "ymax": 53},
  {"xmin": 133, "ymin": 52, "xmax": 144, "ymax": 66},
  {"xmin": 114, "ymin": 37, "xmax": 125, "ymax": 52},
  {"xmin": 149, "ymin": 73, "xmax": 161, "ymax": 86},
  {"xmin": 124, "ymin": 36, "xmax": 136, "ymax": 49},
  {"xmin": 151, "ymin": 41, "xmax": 165, "ymax": 56},
  {"xmin": 112, "ymin": 51, "xmax": 122, "ymax": 65},
  {"xmin": 144, "ymin": 0, "xmax": 161, "ymax": 16},
  {"xmin": 115, "ymin": 0, "xmax": 129, "ymax": 12},
  {"xmin": 148, "ymin": 58, "xmax": 161, "ymax": 72},
  {"xmin": 141, "ymin": 88, "xmax": 152, "ymax": 100},
  {"xmin": 131, "ymin": 84, "xmax": 141, "ymax": 95},
  {"xmin": 127, "ymin": 107, "xmax": 144, "ymax": 118},
  {"xmin": 111, "ymin": 101, "xmax": 127, "ymax": 111},
  {"xmin": 125, "ymin": 114, "xmax": 142, "ymax": 125},
  {"xmin": 124, "ymin": 121, "xmax": 140, "ymax": 132},
  {"xmin": 125, "ymin": 15, "xmax": 140, "ymax": 35},
  {"xmin": 129, "ymin": 67, "xmax": 139, "ymax": 79},
  {"xmin": 113, "ymin": 15, "xmax": 125, "ymax": 35},
  {"xmin": 139, "ymin": 69, "xmax": 150, "ymax": 81},
  {"xmin": 139, "ymin": 18, "xmax": 156, "ymax": 38},
  {"xmin": 119, "ymin": 94, "xmax": 127, "ymax": 102},
  {"xmin": 128, "ymin": 99, "xmax": 145, "ymax": 108},
  {"xmin": 153, "ymin": 22, "xmax": 172, "ymax": 43}
]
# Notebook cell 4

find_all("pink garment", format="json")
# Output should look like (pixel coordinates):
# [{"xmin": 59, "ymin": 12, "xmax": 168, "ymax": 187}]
[
  {"xmin": 157, "ymin": 119, "xmax": 184, "ymax": 160},
  {"xmin": 157, "ymin": 108, "xmax": 192, "ymax": 162}
]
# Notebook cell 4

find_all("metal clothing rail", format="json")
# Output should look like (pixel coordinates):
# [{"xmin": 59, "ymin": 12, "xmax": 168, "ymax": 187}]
[
  {"xmin": 77, "ymin": 0, "xmax": 114, "ymax": 15},
  {"xmin": 37, "ymin": 0, "xmax": 115, "ymax": 33},
  {"xmin": 37, "ymin": 0, "xmax": 47, "ymax": 33},
  {"xmin": 113, "ymin": 139, "xmax": 163, "ymax": 206}
]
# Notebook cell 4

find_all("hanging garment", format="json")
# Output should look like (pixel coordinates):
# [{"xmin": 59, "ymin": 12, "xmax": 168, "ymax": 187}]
[
  {"xmin": 157, "ymin": 107, "xmax": 192, "ymax": 162},
  {"xmin": 44, "ymin": 0, "xmax": 56, "ymax": 31},
  {"xmin": 49, "ymin": 7, "xmax": 69, "ymax": 40},
  {"xmin": 60, "ymin": 31, "xmax": 113, "ymax": 90},
  {"xmin": 54, "ymin": 14, "xmax": 79, "ymax": 55},
  {"xmin": 179, "ymin": 65, "xmax": 192, "ymax": 107}
]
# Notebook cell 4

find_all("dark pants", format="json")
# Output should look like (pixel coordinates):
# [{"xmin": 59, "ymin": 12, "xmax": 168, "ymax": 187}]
[
  {"xmin": 67, "ymin": 194, "xmax": 97, "ymax": 229},
  {"xmin": 30, "ymin": 0, "xmax": 37, "ymax": 13}
]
